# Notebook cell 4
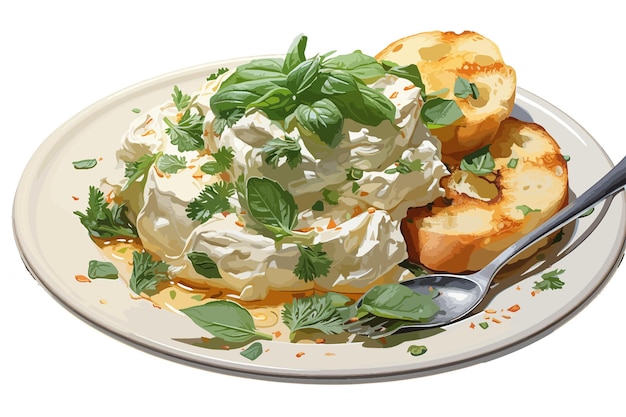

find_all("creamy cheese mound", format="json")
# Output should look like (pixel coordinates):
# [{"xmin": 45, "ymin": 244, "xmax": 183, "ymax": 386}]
[{"xmin": 107, "ymin": 71, "xmax": 448, "ymax": 301}]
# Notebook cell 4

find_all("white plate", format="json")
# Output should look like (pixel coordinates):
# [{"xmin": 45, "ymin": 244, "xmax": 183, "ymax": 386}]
[{"xmin": 12, "ymin": 57, "xmax": 626, "ymax": 382}]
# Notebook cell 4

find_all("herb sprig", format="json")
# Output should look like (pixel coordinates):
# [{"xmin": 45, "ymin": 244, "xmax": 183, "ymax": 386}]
[{"xmin": 74, "ymin": 186, "xmax": 137, "ymax": 238}]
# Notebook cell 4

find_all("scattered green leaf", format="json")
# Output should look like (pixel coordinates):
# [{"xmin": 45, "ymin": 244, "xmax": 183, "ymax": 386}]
[
  {"xmin": 187, "ymin": 251, "xmax": 222, "ymax": 279},
  {"xmin": 157, "ymin": 154, "xmax": 187, "ymax": 174},
  {"xmin": 186, "ymin": 181, "xmax": 235, "ymax": 223},
  {"xmin": 454, "ymin": 77, "xmax": 479, "ymax": 99},
  {"xmin": 262, "ymin": 135, "xmax": 302, "ymax": 169},
  {"xmin": 131, "ymin": 108, "xmax": 141, "ymax": 113},
  {"xmin": 294, "ymin": 243, "xmax": 332, "ymax": 282},
  {"xmin": 479, "ymin": 322, "xmax": 489, "ymax": 329},
  {"xmin": 201, "ymin": 147, "xmax": 234, "ymax": 174},
  {"xmin": 507, "ymin": 158, "xmax": 519, "ymax": 169},
  {"xmin": 73, "ymin": 186, "xmax": 138, "ymax": 238},
  {"xmin": 207, "ymin": 67, "xmax": 229, "ymax": 81},
  {"xmin": 517, "ymin": 205, "xmax": 541, "ymax": 216},
  {"xmin": 420, "ymin": 97, "xmax": 463, "ymax": 128},
  {"xmin": 123, "ymin": 152, "xmax": 160, "ymax": 191},
  {"xmin": 73, "ymin": 159, "xmax": 98, "ymax": 170},
  {"xmin": 460, "ymin": 146, "xmax": 495, "ymax": 175},
  {"xmin": 246, "ymin": 177, "xmax": 298, "ymax": 239},
  {"xmin": 533, "ymin": 269, "xmax": 565, "ymax": 290},
  {"xmin": 579, "ymin": 208, "xmax": 594, "ymax": 218},
  {"xmin": 282, "ymin": 292, "xmax": 351, "ymax": 341},
  {"xmin": 407, "ymin": 345, "xmax": 428, "ymax": 356},
  {"xmin": 129, "ymin": 251, "xmax": 169, "ymax": 295},
  {"xmin": 181, "ymin": 300, "xmax": 273, "ymax": 342},
  {"xmin": 384, "ymin": 158, "xmax": 423, "ymax": 175},
  {"xmin": 312, "ymin": 200, "xmax": 324, "ymax": 211},
  {"xmin": 164, "ymin": 110, "xmax": 205, "ymax": 152},
  {"xmin": 358, "ymin": 284, "xmax": 439, "ymax": 322},
  {"xmin": 171, "ymin": 85, "xmax": 192, "ymax": 111},
  {"xmin": 240, "ymin": 342, "xmax": 264, "ymax": 361},
  {"xmin": 322, "ymin": 188, "xmax": 340, "ymax": 205},
  {"xmin": 87, "ymin": 260, "xmax": 118, "ymax": 280}
]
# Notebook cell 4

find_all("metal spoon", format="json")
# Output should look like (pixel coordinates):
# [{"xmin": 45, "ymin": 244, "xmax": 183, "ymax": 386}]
[{"xmin": 395, "ymin": 155, "xmax": 626, "ymax": 331}]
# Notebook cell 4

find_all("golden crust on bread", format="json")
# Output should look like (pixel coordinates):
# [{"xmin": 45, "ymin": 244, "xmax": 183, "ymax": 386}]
[
  {"xmin": 376, "ymin": 31, "xmax": 516, "ymax": 164},
  {"xmin": 401, "ymin": 118, "xmax": 569, "ymax": 273}
]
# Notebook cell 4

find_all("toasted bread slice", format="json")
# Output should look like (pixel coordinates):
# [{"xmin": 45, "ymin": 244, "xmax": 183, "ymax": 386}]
[
  {"xmin": 376, "ymin": 31, "xmax": 516, "ymax": 164},
  {"xmin": 401, "ymin": 118, "xmax": 569, "ymax": 273}
]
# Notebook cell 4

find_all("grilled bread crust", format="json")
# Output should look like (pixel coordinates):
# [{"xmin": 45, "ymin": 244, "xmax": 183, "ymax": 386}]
[
  {"xmin": 376, "ymin": 31, "xmax": 516, "ymax": 164},
  {"xmin": 401, "ymin": 118, "xmax": 569, "ymax": 273}
]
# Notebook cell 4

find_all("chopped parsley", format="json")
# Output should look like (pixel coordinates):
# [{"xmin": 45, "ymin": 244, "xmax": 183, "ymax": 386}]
[
  {"xmin": 129, "ymin": 251, "xmax": 169, "ymax": 295},
  {"xmin": 262, "ymin": 135, "xmax": 303, "ymax": 169},
  {"xmin": 322, "ymin": 188, "xmax": 339, "ymax": 205},
  {"xmin": 346, "ymin": 167, "xmax": 364, "ymax": 181},
  {"xmin": 517, "ymin": 205, "xmax": 541, "ymax": 216},
  {"xmin": 384, "ymin": 158, "xmax": 423, "ymax": 174},
  {"xmin": 73, "ymin": 186, "xmax": 137, "ymax": 238},
  {"xmin": 171, "ymin": 85, "xmax": 192, "ymax": 111},
  {"xmin": 201, "ymin": 146, "xmax": 235, "ymax": 174},
  {"xmin": 186, "ymin": 181, "xmax": 235, "ymax": 223},
  {"xmin": 207, "ymin": 67, "xmax": 229, "ymax": 81},
  {"xmin": 282, "ymin": 292, "xmax": 351, "ymax": 341},
  {"xmin": 156, "ymin": 154, "xmax": 187, "ymax": 174},
  {"xmin": 533, "ymin": 269, "xmax": 565, "ymax": 291},
  {"xmin": 164, "ymin": 110, "xmax": 205, "ymax": 152},
  {"xmin": 294, "ymin": 243, "xmax": 332, "ymax": 282},
  {"xmin": 123, "ymin": 153, "xmax": 160, "ymax": 191}
]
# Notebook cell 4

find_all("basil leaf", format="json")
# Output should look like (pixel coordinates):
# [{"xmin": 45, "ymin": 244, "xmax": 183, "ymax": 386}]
[
  {"xmin": 246, "ymin": 85, "xmax": 296, "ymax": 119},
  {"xmin": 386, "ymin": 64, "xmax": 426, "ymax": 93},
  {"xmin": 219, "ymin": 58, "xmax": 286, "ymax": 89},
  {"xmin": 454, "ymin": 76, "xmax": 479, "ymax": 99},
  {"xmin": 210, "ymin": 79, "xmax": 283, "ymax": 117},
  {"xmin": 358, "ymin": 284, "xmax": 440, "ymax": 322},
  {"xmin": 420, "ymin": 98, "xmax": 463, "ymax": 128},
  {"xmin": 181, "ymin": 300, "xmax": 272, "ymax": 343},
  {"xmin": 460, "ymin": 145, "xmax": 495, "ymax": 175},
  {"xmin": 319, "ymin": 69, "xmax": 358, "ymax": 95},
  {"xmin": 87, "ymin": 260, "xmax": 118, "ymax": 280},
  {"xmin": 283, "ymin": 34, "xmax": 308, "ymax": 74},
  {"xmin": 246, "ymin": 177, "xmax": 298, "ymax": 239},
  {"xmin": 187, "ymin": 251, "xmax": 222, "ymax": 279},
  {"xmin": 294, "ymin": 99, "xmax": 343, "ymax": 148},
  {"xmin": 322, "ymin": 51, "xmax": 385, "ymax": 83},
  {"xmin": 333, "ymin": 83, "xmax": 396, "ymax": 127},
  {"xmin": 286, "ymin": 55, "xmax": 321, "ymax": 95},
  {"xmin": 73, "ymin": 159, "xmax": 97, "ymax": 170},
  {"xmin": 516, "ymin": 205, "xmax": 541, "ymax": 216},
  {"xmin": 240, "ymin": 342, "xmax": 264, "ymax": 361},
  {"xmin": 507, "ymin": 158, "xmax": 518, "ymax": 169}
]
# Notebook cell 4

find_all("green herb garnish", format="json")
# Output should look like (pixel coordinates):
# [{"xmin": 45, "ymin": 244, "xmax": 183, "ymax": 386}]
[
  {"xmin": 262, "ymin": 135, "xmax": 303, "ymax": 169},
  {"xmin": 187, "ymin": 251, "xmax": 222, "ymax": 279},
  {"xmin": 384, "ymin": 158, "xmax": 423, "ymax": 175},
  {"xmin": 507, "ymin": 158, "xmax": 519, "ymax": 169},
  {"xmin": 311, "ymin": 200, "xmax": 324, "ymax": 211},
  {"xmin": 171, "ymin": 85, "xmax": 192, "ymax": 111},
  {"xmin": 246, "ymin": 177, "xmax": 298, "ymax": 240},
  {"xmin": 454, "ymin": 77, "xmax": 479, "ymax": 99},
  {"xmin": 73, "ymin": 159, "xmax": 98, "ymax": 170},
  {"xmin": 407, "ymin": 345, "xmax": 428, "ymax": 356},
  {"xmin": 186, "ymin": 181, "xmax": 235, "ymax": 223},
  {"xmin": 164, "ymin": 110, "xmax": 205, "ymax": 152},
  {"xmin": 201, "ymin": 146, "xmax": 234, "ymax": 174},
  {"xmin": 131, "ymin": 108, "xmax": 141, "ymax": 113},
  {"xmin": 181, "ymin": 300, "xmax": 273, "ymax": 343},
  {"xmin": 74, "ymin": 186, "xmax": 137, "ymax": 238},
  {"xmin": 156, "ymin": 154, "xmax": 187, "ymax": 174},
  {"xmin": 358, "ymin": 284, "xmax": 439, "ymax": 322},
  {"xmin": 322, "ymin": 188, "xmax": 340, "ymax": 205},
  {"xmin": 207, "ymin": 67, "xmax": 229, "ymax": 81},
  {"xmin": 123, "ymin": 152, "xmax": 160, "ymax": 191},
  {"xmin": 87, "ymin": 260, "xmax": 119, "ymax": 280},
  {"xmin": 460, "ymin": 146, "xmax": 495, "ymax": 175},
  {"xmin": 240, "ymin": 342, "xmax": 264, "ymax": 361},
  {"xmin": 129, "ymin": 251, "xmax": 169, "ymax": 296},
  {"xmin": 533, "ymin": 268, "xmax": 565, "ymax": 290},
  {"xmin": 282, "ymin": 292, "xmax": 351, "ymax": 341},
  {"xmin": 516, "ymin": 205, "xmax": 541, "ymax": 216},
  {"xmin": 294, "ymin": 243, "xmax": 332, "ymax": 282}
]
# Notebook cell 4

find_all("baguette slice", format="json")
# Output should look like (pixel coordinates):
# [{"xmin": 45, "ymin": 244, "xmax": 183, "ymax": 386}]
[
  {"xmin": 376, "ymin": 31, "xmax": 516, "ymax": 163},
  {"xmin": 401, "ymin": 118, "xmax": 569, "ymax": 273}
]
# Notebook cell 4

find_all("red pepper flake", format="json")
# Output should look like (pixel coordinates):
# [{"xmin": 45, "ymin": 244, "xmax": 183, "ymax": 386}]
[
  {"xmin": 221, "ymin": 211, "xmax": 230, "ymax": 217},
  {"xmin": 347, "ymin": 317, "xmax": 359, "ymax": 323},
  {"xmin": 516, "ymin": 285, "xmax": 521, "ymax": 291},
  {"xmin": 327, "ymin": 218, "xmax": 337, "ymax": 229},
  {"xmin": 272, "ymin": 331, "xmax": 282, "ymax": 338},
  {"xmin": 508, "ymin": 304, "xmax": 521, "ymax": 312},
  {"xmin": 367, "ymin": 207, "xmax": 376, "ymax": 214},
  {"xmin": 501, "ymin": 315, "xmax": 511, "ymax": 320},
  {"xmin": 74, "ymin": 275, "xmax": 91, "ymax": 283},
  {"xmin": 315, "ymin": 338, "xmax": 326, "ymax": 344},
  {"xmin": 403, "ymin": 84, "xmax": 416, "ymax": 90},
  {"xmin": 360, "ymin": 191, "xmax": 370, "ymax": 197},
  {"xmin": 492, "ymin": 318, "xmax": 501, "ymax": 324},
  {"xmin": 352, "ymin": 206, "xmax": 364, "ymax": 217},
  {"xmin": 98, "ymin": 157, "xmax": 103, "ymax": 161},
  {"xmin": 379, "ymin": 337, "xmax": 388, "ymax": 345},
  {"xmin": 316, "ymin": 227, "xmax": 324, "ymax": 232},
  {"xmin": 71, "ymin": 196, "xmax": 80, "ymax": 201},
  {"xmin": 389, "ymin": 91, "xmax": 399, "ymax": 99},
  {"xmin": 201, "ymin": 337, "xmax": 211, "ymax": 343},
  {"xmin": 469, "ymin": 322, "xmax": 476, "ymax": 329},
  {"xmin": 531, "ymin": 290, "xmax": 537, "ymax": 297},
  {"xmin": 295, "ymin": 227, "xmax": 315, "ymax": 233},
  {"xmin": 296, "ymin": 352, "xmax": 305, "ymax": 358},
  {"xmin": 221, "ymin": 345, "xmax": 231, "ymax": 351},
  {"xmin": 235, "ymin": 220, "xmax": 244, "ymax": 227},
  {"xmin": 324, "ymin": 352, "xmax": 336, "ymax": 356}
]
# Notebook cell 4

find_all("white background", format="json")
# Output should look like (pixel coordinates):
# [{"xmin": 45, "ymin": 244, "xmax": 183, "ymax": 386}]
[{"xmin": 2, "ymin": 1, "xmax": 623, "ymax": 415}]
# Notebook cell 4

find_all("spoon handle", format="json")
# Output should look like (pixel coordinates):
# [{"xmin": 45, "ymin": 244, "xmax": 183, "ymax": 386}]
[{"xmin": 477, "ymin": 156, "xmax": 626, "ymax": 284}]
